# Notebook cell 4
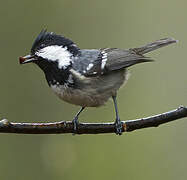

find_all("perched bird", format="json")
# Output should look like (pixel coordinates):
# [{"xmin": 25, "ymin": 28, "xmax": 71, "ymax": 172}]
[{"xmin": 19, "ymin": 30, "xmax": 177, "ymax": 135}]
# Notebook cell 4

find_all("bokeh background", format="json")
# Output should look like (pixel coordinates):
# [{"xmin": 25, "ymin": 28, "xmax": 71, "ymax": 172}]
[{"xmin": 0, "ymin": 0, "xmax": 186, "ymax": 179}]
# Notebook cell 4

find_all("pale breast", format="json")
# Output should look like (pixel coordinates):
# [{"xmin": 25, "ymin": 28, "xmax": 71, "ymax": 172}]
[
  {"xmin": 50, "ymin": 69, "xmax": 128, "ymax": 107},
  {"xmin": 50, "ymin": 84, "xmax": 109, "ymax": 107}
]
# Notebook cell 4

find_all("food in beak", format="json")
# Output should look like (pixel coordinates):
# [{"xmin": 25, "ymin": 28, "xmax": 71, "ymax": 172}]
[{"xmin": 19, "ymin": 55, "xmax": 36, "ymax": 64}]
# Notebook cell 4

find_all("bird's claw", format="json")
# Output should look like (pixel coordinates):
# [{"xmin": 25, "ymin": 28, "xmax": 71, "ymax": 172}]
[
  {"xmin": 72, "ymin": 116, "xmax": 79, "ymax": 135},
  {"xmin": 115, "ymin": 119, "xmax": 123, "ymax": 135}
]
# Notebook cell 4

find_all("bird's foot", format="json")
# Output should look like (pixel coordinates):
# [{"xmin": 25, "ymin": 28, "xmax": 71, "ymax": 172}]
[
  {"xmin": 115, "ymin": 118, "xmax": 123, "ymax": 135},
  {"xmin": 72, "ymin": 116, "xmax": 79, "ymax": 135}
]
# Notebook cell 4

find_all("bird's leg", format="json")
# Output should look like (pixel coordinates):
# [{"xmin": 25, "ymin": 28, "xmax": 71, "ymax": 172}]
[
  {"xmin": 112, "ymin": 96, "xmax": 123, "ymax": 135},
  {"xmin": 72, "ymin": 107, "xmax": 85, "ymax": 134}
]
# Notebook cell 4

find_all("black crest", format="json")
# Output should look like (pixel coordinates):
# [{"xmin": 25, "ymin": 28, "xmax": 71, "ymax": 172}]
[{"xmin": 31, "ymin": 30, "xmax": 80, "ymax": 56}]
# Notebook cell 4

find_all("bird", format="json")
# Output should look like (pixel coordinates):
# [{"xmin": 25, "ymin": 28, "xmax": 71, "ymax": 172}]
[{"xmin": 19, "ymin": 30, "xmax": 177, "ymax": 135}]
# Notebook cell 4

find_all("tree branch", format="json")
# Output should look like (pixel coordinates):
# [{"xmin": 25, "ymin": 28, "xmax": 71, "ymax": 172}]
[{"xmin": 0, "ymin": 106, "xmax": 187, "ymax": 135}]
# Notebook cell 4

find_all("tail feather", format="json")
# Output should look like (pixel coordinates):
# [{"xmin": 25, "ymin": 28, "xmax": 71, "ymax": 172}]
[{"xmin": 132, "ymin": 38, "xmax": 178, "ymax": 55}]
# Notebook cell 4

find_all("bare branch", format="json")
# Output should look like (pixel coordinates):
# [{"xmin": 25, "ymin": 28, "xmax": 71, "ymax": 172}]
[{"xmin": 0, "ymin": 106, "xmax": 187, "ymax": 135}]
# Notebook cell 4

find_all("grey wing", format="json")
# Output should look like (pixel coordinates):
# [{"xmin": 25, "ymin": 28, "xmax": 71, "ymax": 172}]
[
  {"xmin": 102, "ymin": 48, "xmax": 152, "ymax": 72},
  {"xmin": 72, "ymin": 48, "xmax": 151, "ymax": 77},
  {"xmin": 72, "ymin": 49, "xmax": 103, "ymax": 76},
  {"xmin": 72, "ymin": 38, "xmax": 176, "ymax": 76}
]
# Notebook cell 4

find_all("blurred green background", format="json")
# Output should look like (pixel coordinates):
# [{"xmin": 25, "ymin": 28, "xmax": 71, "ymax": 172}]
[{"xmin": 0, "ymin": 0, "xmax": 186, "ymax": 179}]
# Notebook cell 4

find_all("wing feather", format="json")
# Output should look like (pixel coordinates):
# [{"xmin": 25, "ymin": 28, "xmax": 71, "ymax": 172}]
[{"xmin": 71, "ymin": 38, "xmax": 177, "ymax": 77}]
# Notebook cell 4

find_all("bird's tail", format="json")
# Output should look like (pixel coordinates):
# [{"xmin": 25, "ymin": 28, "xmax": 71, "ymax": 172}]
[{"xmin": 132, "ymin": 38, "xmax": 178, "ymax": 55}]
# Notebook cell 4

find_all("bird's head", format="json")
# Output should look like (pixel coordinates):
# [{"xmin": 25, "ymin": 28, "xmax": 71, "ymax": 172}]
[{"xmin": 19, "ymin": 30, "xmax": 80, "ymax": 70}]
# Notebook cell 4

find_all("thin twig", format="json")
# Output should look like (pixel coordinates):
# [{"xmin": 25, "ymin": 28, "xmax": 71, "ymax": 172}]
[{"xmin": 0, "ymin": 106, "xmax": 186, "ymax": 135}]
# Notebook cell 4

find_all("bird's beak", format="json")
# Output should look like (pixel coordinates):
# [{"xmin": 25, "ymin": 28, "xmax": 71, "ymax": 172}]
[{"xmin": 19, "ymin": 55, "xmax": 37, "ymax": 64}]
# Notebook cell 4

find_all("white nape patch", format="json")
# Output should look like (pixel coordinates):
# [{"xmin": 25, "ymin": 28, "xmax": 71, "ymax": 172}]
[
  {"xmin": 86, "ymin": 63, "xmax": 94, "ymax": 71},
  {"xmin": 101, "ymin": 51, "xmax": 107, "ymax": 69},
  {"xmin": 36, "ymin": 45, "xmax": 72, "ymax": 69}
]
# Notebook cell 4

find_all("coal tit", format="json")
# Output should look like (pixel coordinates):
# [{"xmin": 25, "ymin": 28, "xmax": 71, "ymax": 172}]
[{"xmin": 19, "ymin": 30, "xmax": 177, "ymax": 135}]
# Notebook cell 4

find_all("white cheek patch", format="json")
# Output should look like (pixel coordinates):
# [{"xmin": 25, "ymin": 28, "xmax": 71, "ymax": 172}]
[{"xmin": 36, "ymin": 45, "xmax": 72, "ymax": 69}]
